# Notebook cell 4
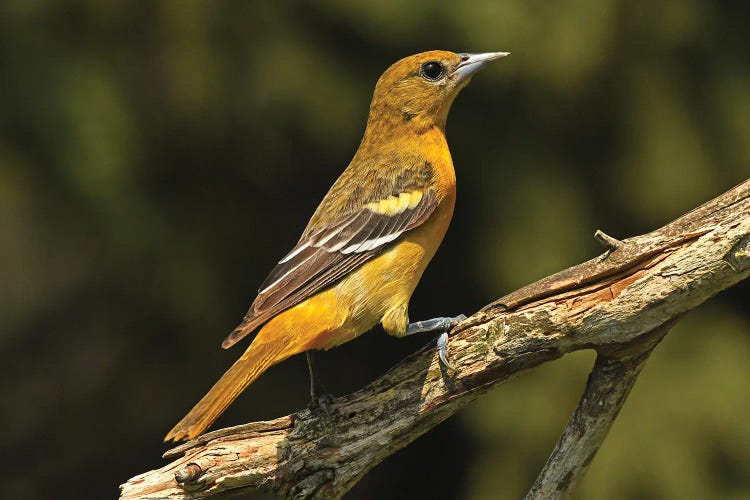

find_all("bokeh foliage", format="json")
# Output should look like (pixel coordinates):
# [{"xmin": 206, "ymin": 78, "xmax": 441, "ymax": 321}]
[{"xmin": 0, "ymin": 1, "xmax": 748, "ymax": 499}]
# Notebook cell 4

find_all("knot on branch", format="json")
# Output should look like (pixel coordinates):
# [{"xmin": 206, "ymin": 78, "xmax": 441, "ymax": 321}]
[{"xmin": 175, "ymin": 463, "xmax": 203, "ymax": 485}]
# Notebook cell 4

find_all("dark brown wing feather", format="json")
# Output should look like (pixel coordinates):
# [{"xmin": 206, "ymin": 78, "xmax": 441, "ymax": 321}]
[{"xmin": 221, "ymin": 189, "xmax": 437, "ymax": 348}]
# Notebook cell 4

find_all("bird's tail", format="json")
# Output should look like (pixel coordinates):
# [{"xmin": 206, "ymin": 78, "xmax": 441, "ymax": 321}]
[{"xmin": 164, "ymin": 331, "xmax": 292, "ymax": 442}]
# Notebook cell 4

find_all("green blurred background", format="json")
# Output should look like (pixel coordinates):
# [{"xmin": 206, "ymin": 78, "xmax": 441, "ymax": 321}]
[{"xmin": 1, "ymin": 2, "xmax": 748, "ymax": 499}]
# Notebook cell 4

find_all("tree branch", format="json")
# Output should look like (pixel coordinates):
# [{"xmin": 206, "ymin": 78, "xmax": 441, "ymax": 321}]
[
  {"xmin": 525, "ymin": 321, "xmax": 673, "ymax": 499},
  {"xmin": 121, "ymin": 179, "xmax": 750, "ymax": 499}
]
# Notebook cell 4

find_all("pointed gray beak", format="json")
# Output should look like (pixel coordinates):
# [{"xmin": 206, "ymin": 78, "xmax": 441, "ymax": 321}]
[{"xmin": 452, "ymin": 52, "xmax": 510, "ymax": 82}]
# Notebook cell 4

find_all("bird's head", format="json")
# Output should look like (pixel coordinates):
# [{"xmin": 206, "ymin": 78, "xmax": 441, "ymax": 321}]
[{"xmin": 366, "ymin": 50, "xmax": 509, "ymax": 134}]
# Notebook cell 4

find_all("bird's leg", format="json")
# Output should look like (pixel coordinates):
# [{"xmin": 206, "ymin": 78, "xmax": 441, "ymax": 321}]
[
  {"xmin": 306, "ymin": 351, "xmax": 333, "ymax": 414},
  {"xmin": 404, "ymin": 314, "xmax": 467, "ymax": 369}
]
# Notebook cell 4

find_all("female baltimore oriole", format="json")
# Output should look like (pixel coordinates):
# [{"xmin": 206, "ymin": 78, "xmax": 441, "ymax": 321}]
[{"xmin": 166, "ymin": 50, "xmax": 508, "ymax": 442}]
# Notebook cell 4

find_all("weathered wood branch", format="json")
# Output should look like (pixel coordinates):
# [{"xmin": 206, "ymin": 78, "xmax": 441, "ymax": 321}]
[
  {"xmin": 525, "ymin": 321, "xmax": 673, "ymax": 499},
  {"xmin": 121, "ymin": 179, "xmax": 750, "ymax": 499}
]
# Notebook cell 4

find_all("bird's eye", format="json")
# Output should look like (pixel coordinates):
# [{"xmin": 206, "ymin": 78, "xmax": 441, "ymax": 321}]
[{"xmin": 420, "ymin": 61, "xmax": 444, "ymax": 81}]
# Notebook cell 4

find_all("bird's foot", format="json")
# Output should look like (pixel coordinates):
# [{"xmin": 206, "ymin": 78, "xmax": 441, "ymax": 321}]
[
  {"xmin": 405, "ymin": 314, "xmax": 467, "ymax": 370},
  {"xmin": 437, "ymin": 331, "xmax": 451, "ymax": 369},
  {"xmin": 308, "ymin": 382, "xmax": 334, "ymax": 415}
]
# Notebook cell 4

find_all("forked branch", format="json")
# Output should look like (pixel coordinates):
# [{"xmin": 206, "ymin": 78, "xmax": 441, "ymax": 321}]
[{"xmin": 121, "ymin": 179, "xmax": 750, "ymax": 499}]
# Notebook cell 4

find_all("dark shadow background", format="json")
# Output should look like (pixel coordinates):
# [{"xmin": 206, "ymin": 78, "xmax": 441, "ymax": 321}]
[{"xmin": 1, "ymin": 2, "xmax": 748, "ymax": 499}]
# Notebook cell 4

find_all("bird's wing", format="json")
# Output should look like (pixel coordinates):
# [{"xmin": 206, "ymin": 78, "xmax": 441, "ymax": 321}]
[{"xmin": 222, "ymin": 187, "xmax": 438, "ymax": 348}]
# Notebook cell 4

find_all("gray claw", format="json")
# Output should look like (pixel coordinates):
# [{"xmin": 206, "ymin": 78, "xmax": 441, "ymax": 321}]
[
  {"xmin": 452, "ymin": 314, "xmax": 467, "ymax": 325},
  {"xmin": 309, "ymin": 383, "xmax": 334, "ymax": 415},
  {"xmin": 437, "ymin": 332, "xmax": 452, "ymax": 370}
]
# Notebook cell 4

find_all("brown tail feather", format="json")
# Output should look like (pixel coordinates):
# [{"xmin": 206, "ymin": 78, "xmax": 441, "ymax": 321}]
[
  {"xmin": 164, "ymin": 335, "xmax": 289, "ymax": 442},
  {"xmin": 221, "ymin": 313, "xmax": 267, "ymax": 349}
]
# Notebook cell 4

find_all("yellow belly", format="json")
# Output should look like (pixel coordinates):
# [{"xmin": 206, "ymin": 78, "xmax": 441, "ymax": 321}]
[{"xmin": 313, "ymin": 193, "xmax": 456, "ymax": 349}]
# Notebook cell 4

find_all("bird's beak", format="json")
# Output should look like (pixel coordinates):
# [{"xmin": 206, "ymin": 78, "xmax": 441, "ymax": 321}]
[{"xmin": 452, "ymin": 52, "xmax": 510, "ymax": 82}]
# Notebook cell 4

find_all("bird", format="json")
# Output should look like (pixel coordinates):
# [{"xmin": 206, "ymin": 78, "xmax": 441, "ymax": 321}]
[{"xmin": 165, "ymin": 50, "xmax": 509, "ymax": 442}]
